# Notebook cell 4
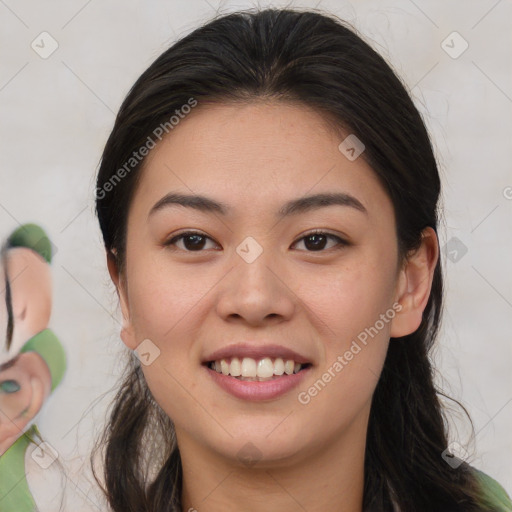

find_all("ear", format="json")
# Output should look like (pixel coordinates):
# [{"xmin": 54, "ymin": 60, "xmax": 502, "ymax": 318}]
[
  {"xmin": 106, "ymin": 250, "xmax": 137, "ymax": 350},
  {"xmin": 390, "ymin": 227, "xmax": 439, "ymax": 338}
]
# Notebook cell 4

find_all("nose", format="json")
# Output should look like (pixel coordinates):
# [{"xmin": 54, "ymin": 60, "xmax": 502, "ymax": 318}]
[{"xmin": 215, "ymin": 243, "xmax": 296, "ymax": 327}]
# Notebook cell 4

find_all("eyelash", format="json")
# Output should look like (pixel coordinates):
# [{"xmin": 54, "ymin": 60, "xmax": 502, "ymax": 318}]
[{"xmin": 164, "ymin": 229, "xmax": 349, "ymax": 253}]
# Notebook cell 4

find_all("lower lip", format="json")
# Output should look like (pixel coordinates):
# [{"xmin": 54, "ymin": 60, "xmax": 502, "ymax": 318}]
[{"xmin": 204, "ymin": 365, "xmax": 311, "ymax": 401}]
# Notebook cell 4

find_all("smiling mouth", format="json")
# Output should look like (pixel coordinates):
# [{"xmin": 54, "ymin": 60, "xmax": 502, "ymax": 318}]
[{"xmin": 204, "ymin": 356, "xmax": 312, "ymax": 382}]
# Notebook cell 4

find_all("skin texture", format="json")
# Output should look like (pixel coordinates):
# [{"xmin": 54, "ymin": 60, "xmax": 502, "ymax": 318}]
[
  {"xmin": 0, "ymin": 248, "xmax": 52, "ymax": 455},
  {"xmin": 108, "ymin": 101, "xmax": 439, "ymax": 512}
]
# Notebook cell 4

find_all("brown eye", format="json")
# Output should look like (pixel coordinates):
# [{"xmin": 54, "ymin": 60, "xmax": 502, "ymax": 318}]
[
  {"xmin": 165, "ymin": 231, "xmax": 218, "ymax": 252},
  {"xmin": 292, "ymin": 231, "xmax": 348, "ymax": 252},
  {"xmin": 164, "ymin": 230, "xmax": 348, "ymax": 253}
]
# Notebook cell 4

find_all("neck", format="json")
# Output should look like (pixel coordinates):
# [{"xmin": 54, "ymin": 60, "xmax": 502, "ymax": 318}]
[{"xmin": 177, "ymin": 409, "xmax": 368, "ymax": 512}]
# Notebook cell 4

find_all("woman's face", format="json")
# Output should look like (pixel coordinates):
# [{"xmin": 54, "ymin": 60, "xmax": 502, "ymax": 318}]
[{"xmin": 114, "ymin": 101, "xmax": 418, "ymax": 466}]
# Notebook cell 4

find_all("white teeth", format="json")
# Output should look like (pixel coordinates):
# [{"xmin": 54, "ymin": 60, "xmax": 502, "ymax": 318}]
[
  {"xmin": 274, "ymin": 357, "xmax": 285, "ymax": 375},
  {"xmin": 257, "ymin": 357, "xmax": 274, "ymax": 378},
  {"xmin": 220, "ymin": 359, "xmax": 230, "ymax": 375},
  {"xmin": 241, "ymin": 357, "xmax": 257, "ymax": 377},
  {"xmin": 209, "ymin": 356, "xmax": 307, "ymax": 379},
  {"xmin": 230, "ymin": 357, "xmax": 241, "ymax": 377}
]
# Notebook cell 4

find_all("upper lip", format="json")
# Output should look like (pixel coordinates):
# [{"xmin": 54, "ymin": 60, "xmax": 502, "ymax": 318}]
[{"xmin": 202, "ymin": 343, "xmax": 312, "ymax": 365}]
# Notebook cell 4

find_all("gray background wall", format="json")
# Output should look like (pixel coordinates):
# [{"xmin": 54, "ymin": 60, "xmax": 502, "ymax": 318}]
[{"xmin": 1, "ymin": 1, "xmax": 511, "ymax": 509}]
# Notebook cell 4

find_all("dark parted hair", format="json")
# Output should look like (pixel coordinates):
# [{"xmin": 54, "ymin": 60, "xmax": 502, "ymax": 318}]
[{"xmin": 93, "ymin": 7, "xmax": 495, "ymax": 512}]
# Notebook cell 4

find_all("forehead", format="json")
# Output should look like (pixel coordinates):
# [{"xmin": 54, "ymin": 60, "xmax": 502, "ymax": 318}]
[{"xmin": 132, "ymin": 101, "xmax": 394, "ymax": 223}]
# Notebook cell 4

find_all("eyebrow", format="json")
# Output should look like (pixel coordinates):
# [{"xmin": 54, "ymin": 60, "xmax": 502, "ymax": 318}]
[
  {"xmin": 148, "ymin": 192, "xmax": 368, "ymax": 219},
  {"xmin": 0, "ymin": 355, "xmax": 19, "ymax": 372}
]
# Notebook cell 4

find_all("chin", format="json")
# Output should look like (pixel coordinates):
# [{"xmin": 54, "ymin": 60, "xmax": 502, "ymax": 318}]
[{"xmin": 209, "ymin": 424, "xmax": 306, "ymax": 467}]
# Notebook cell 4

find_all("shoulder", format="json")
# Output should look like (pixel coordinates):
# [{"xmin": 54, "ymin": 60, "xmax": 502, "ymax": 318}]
[{"xmin": 472, "ymin": 467, "xmax": 512, "ymax": 511}]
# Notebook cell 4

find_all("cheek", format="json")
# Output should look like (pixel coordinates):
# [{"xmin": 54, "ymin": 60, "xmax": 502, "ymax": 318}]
[
  {"xmin": 296, "ymin": 344, "xmax": 387, "ymax": 452},
  {"xmin": 296, "ymin": 256, "xmax": 396, "ymax": 344},
  {"xmin": 294, "ymin": 257, "xmax": 394, "ymax": 410},
  {"xmin": 125, "ymin": 258, "xmax": 215, "ymax": 411},
  {"xmin": 126, "ymin": 255, "xmax": 209, "ymax": 343},
  {"xmin": 296, "ymin": 301, "xmax": 390, "ymax": 440}
]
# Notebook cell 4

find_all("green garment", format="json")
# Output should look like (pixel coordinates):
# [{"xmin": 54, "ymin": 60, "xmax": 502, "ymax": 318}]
[
  {"xmin": 0, "ymin": 425, "xmax": 39, "ymax": 511},
  {"xmin": 474, "ymin": 467, "xmax": 512, "ymax": 511},
  {"xmin": 0, "ymin": 329, "xmax": 66, "ymax": 512}
]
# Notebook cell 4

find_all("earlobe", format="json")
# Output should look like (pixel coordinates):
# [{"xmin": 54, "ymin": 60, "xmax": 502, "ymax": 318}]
[
  {"xmin": 106, "ymin": 250, "xmax": 137, "ymax": 350},
  {"xmin": 390, "ymin": 227, "xmax": 439, "ymax": 338}
]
